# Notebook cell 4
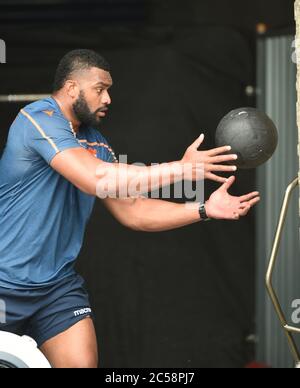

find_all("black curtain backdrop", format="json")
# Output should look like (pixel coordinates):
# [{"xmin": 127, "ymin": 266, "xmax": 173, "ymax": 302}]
[{"xmin": 0, "ymin": 20, "xmax": 257, "ymax": 367}]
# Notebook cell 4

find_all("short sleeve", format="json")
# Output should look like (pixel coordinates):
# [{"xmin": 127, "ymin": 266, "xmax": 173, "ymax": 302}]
[{"xmin": 22, "ymin": 109, "xmax": 81, "ymax": 164}]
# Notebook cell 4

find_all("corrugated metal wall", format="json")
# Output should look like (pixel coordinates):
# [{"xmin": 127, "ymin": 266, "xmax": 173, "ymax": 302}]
[{"xmin": 256, "ymin": 35, "xmax": 300, "ymax": 368}]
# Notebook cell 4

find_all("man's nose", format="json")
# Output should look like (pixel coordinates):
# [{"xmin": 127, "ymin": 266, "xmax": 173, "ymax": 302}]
[{"xmin": 102, "ymin": 90, "xmax": 111, "ymax": 105}]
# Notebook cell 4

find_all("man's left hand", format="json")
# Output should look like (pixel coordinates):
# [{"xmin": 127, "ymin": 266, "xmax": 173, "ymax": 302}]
[{"xmin": 205, "ymin": 176, "xmax": 260, "ymax": 220}]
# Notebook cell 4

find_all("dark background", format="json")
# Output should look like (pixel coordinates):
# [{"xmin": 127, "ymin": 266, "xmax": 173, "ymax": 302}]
[{"xmin": 0, "ymin": 0, "xmax": 295, "ymax": 367}]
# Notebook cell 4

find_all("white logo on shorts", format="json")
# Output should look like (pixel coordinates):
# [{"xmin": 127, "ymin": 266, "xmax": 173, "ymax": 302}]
[{"xmin": 73, "ymin": 308, "xmax": 92, "ymax": 317}]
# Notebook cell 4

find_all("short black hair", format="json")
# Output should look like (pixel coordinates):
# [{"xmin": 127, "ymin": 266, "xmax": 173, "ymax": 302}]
[{"xmin": 53, "ymin": 49, "xmax": 110, "ymax": 92}]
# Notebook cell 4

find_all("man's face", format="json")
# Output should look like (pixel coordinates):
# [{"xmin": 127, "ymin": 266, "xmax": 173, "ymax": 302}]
[{"xmin": 72, "ymin": 67, "xmax": 113, "ymax": 129}]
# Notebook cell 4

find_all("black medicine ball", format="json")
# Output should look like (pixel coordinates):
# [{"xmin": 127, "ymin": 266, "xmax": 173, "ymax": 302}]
[{"xmin": 215, "ymin": 107, "xmax": 278, "ymax": 169}]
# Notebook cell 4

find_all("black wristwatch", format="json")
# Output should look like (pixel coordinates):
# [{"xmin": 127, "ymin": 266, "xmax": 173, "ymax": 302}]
[{"xmin": 199, "ymin": 203, "xmax": 210, "ymax": 221}]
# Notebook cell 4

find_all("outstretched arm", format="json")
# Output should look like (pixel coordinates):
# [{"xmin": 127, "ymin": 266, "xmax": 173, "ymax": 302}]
[
  {"xmin": 102, "ymin": 176, "xmax": 260, "ymax": 232},
  {"xmin": 50, "ymin": 135, "xmax": 237, "ymax": 197},
  {"xmin": 103, "ymin": 196, "xmax": 202, "ymax": 232}
]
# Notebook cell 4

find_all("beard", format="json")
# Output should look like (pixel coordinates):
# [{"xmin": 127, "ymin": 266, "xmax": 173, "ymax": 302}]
[{"xmin": 73, "ymin": 91, "xmax": 103, "ymax": 130}]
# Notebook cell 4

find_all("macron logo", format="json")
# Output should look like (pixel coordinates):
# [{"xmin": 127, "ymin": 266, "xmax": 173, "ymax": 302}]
[{"xmin": 73, "ymin": 308, "xmax": 92, "ymax": 317}]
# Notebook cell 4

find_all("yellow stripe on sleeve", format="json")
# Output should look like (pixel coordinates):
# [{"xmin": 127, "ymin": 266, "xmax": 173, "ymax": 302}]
[{"xmin": 21, "ymin": 109, "xmax": 60, "ymax": 153}]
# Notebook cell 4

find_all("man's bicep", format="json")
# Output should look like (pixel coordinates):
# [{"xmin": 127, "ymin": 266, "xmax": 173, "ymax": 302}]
[{"xmin": 50, "ymin": 148, "xmax": 107, "ymax": 195}]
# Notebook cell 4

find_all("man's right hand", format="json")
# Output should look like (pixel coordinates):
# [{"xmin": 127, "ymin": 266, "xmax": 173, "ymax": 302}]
[{"xmin": 181, "ymin": 134, "xmax": 238, "ymax": 183}]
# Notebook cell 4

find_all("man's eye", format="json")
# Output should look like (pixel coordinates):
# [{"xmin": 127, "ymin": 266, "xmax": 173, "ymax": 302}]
[{"xmin": 97, "ymin": 89, "xmax": 103, "ymax": 94}]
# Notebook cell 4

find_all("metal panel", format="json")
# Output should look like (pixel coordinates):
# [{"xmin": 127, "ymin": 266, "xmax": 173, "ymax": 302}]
[{"xmin": 256, "ymin": 35, "xmax": 300, "ymax": 368}]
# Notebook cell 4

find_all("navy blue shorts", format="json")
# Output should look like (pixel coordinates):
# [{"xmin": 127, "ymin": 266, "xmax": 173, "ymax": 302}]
[{"xmin": 0, "ymin": 274, "xmax": 93, "ymax": 347}]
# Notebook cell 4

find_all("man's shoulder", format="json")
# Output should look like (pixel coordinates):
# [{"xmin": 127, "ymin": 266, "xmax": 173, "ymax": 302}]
[{"xmin": 21, "ymin": 97, "xmax": 68, "ymax": 126}]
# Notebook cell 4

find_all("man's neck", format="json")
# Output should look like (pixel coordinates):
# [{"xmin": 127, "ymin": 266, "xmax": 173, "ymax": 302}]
[{"xmin": 52, "ymin": 94, "xmax": 81, "ymax": 133}]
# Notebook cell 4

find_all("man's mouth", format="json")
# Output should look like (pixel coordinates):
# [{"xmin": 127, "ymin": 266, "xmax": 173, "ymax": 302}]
[{"xmin": 97, "ymin": 108, "xmax": 108, "ymax": 117}]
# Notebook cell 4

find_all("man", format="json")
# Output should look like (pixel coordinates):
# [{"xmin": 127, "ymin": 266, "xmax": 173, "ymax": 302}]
[{"xmin": 0, "ymin": 49, "xmax": 260, "ymax": 368}]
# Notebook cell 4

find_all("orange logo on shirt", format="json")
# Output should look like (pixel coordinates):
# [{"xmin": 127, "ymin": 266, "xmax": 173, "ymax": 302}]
[
  {"xmin": 43, "ymin": 110, "xmax": 54, "ymax": 117},
  {"xmin": 87, "ymin": 148, "xmax": 97, "ymax": 157}
]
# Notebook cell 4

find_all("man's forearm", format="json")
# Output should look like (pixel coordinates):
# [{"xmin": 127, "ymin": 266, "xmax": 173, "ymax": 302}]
[
  {"xmin": 96, "ymin": 160, "xmax": 202, "ymax": 198},
  {"xmin": 132, "ymin": 197, "xmax": 202, "ymax": 232}
]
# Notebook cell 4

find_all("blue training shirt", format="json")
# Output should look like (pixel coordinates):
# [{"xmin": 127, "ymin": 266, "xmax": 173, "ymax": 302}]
[{"xmin": 0, "ymin": 97, "xmax": 118, "ymax": 289}]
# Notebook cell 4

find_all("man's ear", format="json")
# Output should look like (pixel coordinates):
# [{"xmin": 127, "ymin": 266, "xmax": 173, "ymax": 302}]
[{"xmin": 65, "ymin": 80, "xmax": 79, "ymax": 100}]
